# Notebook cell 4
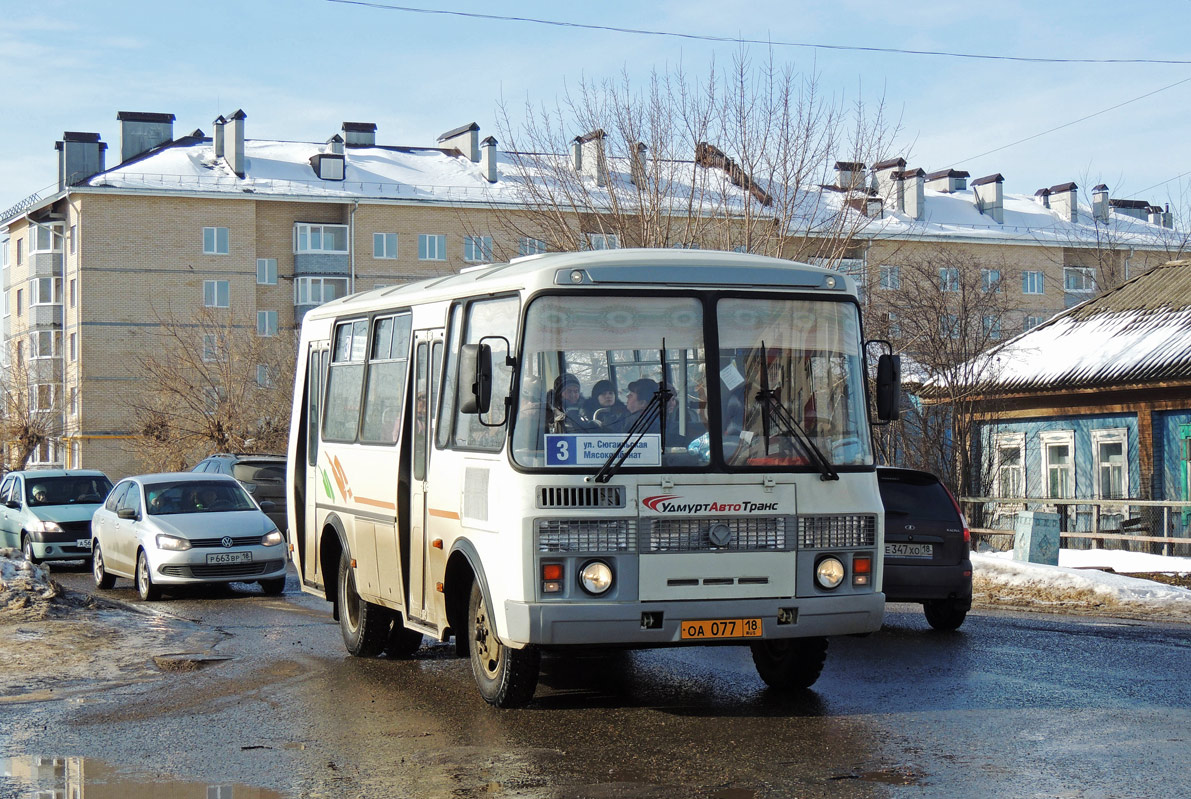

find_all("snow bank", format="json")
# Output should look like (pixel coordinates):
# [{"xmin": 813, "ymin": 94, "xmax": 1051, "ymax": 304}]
[{"xmin": 0, "ymin": 548, "xmax": 63, "ymax": 616}]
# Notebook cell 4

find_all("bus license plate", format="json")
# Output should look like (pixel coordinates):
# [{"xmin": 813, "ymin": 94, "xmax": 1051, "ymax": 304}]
[
  {"xmin": 680, "ymin": 618, "xmax": 762, "ymax": 640},
  {"xmin": 207, "ymin": 552, "xmax": 252, "ymax": 565},
  {"xmin": 886, "ymin": 543, "xmax": 933, "ymax": 558}
]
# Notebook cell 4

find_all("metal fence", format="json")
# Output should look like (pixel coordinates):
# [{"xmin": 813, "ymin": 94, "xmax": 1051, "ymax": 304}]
[{"xmin": 959, "ymin": 496, "xmax": 1191, "ymax": 557}]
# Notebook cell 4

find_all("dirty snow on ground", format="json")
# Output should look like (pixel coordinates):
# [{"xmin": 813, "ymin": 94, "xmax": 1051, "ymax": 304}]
[
  {"xmin": 974, "ymin": 548, "xmax": 1191, "ymax": 622},
  {"xmin": 0, "ymin": 548, "xmax": 63, "ymax": 616}
]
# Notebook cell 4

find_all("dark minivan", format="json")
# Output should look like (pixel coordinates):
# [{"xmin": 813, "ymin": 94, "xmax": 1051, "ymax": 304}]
[
  {"xmin": 192, "ymin": 453, "xmax": 287, "ymax": 536},
  {"xmin": 878, "ymin": 467, "xmax": 973, "ymax": 630}
]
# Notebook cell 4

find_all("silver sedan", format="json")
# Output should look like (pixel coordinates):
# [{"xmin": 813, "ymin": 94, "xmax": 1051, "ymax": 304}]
[{"xmin": 91, "ymin": 472, "xmax": 287, "ymax": 600}]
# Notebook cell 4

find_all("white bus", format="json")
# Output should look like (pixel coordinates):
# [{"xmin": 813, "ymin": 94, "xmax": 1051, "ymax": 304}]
[{"xmin": 286, "ymin": 249, "xmax": 900, "ymax": 707}]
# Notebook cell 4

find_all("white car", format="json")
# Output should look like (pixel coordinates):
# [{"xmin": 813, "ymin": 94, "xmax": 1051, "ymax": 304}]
[{"xmin": 91, "ymin": 472, "xmax": 287, "ymax": 600}]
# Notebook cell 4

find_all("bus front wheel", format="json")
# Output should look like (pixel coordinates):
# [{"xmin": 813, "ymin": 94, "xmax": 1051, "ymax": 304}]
[
  {"xmin": 750, "ymin": 637, "xmax": 828, "ymax": 691},
  {"xmin": 337, "ymin": 549, "xmax": 388, "ymax": 657},
  {"xmin": 468, "ymin": 581, "xmax": 539, "ymax": 707}
]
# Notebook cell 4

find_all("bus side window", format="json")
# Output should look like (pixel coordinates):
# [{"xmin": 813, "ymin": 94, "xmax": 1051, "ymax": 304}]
[
  {"xmin": 413, "ymin": 342, "xmax": 429, "ymax": 480},
  {"xmin": 436, "ymin": 304, "xmax": 462, "ymax": 450},
  {"xmin": 323, "ymin": 320, "xmax": 369, "ymax": 442},
  {"xmin": 452, "ymin": 296, "xmax": 519, "ymax": 450},
  {"xmin": 306, "ymin": 348, "xmax": 325, "ymax": 466},
  {"xmin": 359, "ymin": 313, "xmax": 412, "ymax": 445}
]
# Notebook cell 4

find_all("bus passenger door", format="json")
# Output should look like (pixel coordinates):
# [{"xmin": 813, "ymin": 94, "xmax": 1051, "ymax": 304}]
[
  {"xmin": 303, "ymin": 345, "xmax": 328, "ymax": 586},
  {"xmin": 406, "ymin": 331, "xmax": 441, "ymax": 622}
]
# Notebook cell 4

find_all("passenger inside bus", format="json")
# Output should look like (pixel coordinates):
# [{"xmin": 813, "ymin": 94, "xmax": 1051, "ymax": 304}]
[{"xmin": 582, "ymin": 379, "xmax": 626, "ymax": 422}]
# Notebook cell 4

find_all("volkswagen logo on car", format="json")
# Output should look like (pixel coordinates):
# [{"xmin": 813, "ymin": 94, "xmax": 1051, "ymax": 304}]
[{"xmin": 221, "ymin": 536, "xmax": 235, "ymax": 548}]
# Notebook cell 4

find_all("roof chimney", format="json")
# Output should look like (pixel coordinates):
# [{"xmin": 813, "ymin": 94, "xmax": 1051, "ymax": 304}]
[
  {"xmin": 55, "ymin": 132, "xmax": 107, "ymax": 189},
  {"xmin": 226, "ymin": 109, "xmax": 246, "ymax": 178},
  {"xmin": 972, "ymin": 173, "xmax": 1004, "ymax": 224},
  {"xmin": 1147, "ymin": 204, "xmax": 1165, "ymax": 226},
  {"xmin": 575, "ymin": 129, "xmax": 608, "ymax": 187},
  {"xmin": 629, "ymin": 141, "xmax": 648, "ymax": 187},
  {"xmin": 834, "ymin": 161, "xmax": 866, "ymax": 190},
  {"xmin": 926, "ymin": 169, "xmax": 969, "ymax": 193},
  {"xmin": 480, "ymin": 136, "xmax": 498, "ymax": 183},
  {"xmin": 894, "ymin": 168, "xmax": 925, "ymax": 220},
  {"xmin": 1049, "ymin": 182, "xmax": 1078, "ymax": 223},
  {"xmin": 341, "ymin": 122, "xmax": 377, "ymax": 147},
  {"xmin": 212, "ymin": 115, "xmax": 226, "ymax": 158},
  {"xmin": 437, "ymin": 122, "xmax": 480, "ymax": 162},
  {"xmin": 871, "ymin": 157, "xmax": 906, "ymax": 202},
  {"xmin": 116, "ymin": 111, "xmax": 175, "ymax": 163},
  {"xmin": 327, "ymin": 133, "xmax": 345, "ymax": 155},
  {"xmin": 1092, "ymin": 184, "xmax": 1109, "ymax": 224}
]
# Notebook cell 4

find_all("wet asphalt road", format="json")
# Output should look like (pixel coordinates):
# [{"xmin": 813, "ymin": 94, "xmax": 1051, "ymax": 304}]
[{"xmin": 2, "ymin": 564, "xmax": 1189, "ymax": 799}]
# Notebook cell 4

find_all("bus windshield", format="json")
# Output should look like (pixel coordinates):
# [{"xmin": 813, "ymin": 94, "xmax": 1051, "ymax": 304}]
[{"xmin": 511, "ymin": 293, "xmax": 872, "ymax": 470}]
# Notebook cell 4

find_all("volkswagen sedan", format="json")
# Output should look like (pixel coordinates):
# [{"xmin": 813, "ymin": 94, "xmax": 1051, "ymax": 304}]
[{"xmin": 91, "ymin": 472, "xmax": 287, "ymax": 601}]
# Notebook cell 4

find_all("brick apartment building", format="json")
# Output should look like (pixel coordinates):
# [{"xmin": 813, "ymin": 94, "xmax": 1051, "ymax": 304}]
[{"xmin": 0, "ymin": 108, "xmax": 1182, "ymax": 478}]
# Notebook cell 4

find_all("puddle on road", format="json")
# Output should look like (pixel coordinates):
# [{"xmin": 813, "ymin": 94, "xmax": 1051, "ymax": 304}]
[{"xmin": 1, "ymin": 754, "xmax": 283, "ymax": 798}]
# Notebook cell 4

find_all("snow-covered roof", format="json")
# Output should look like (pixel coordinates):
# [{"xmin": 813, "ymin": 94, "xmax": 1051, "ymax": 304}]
[
  {"xmin": 959, "ymin": 259, "xmax": 1191, "ymax": 393},
  {"xmin": 8, "ymin": 130, "xmax": 1178, "ymax": 248}
]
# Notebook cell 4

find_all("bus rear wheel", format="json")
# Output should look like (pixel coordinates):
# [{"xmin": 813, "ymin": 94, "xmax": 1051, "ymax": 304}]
[
  {"xmin": 468, "ymin": 581, "xmax": 539, "ymax": 707},
  {"xmin": 750, "ymin": 637, "xmax": 828, "ymax": 691},
  {"xmin": 337, "ymin": 549, "xmax": 389, "ymax": 657}
]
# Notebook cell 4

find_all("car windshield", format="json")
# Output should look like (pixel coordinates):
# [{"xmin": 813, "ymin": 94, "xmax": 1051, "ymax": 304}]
[
  {"xmin": 144, "ymin": 480, "xmax": 257, "ymax": 515},
  {"xmin": 25, "ymin": 476, "xmax": 113, "ymax": 507}
]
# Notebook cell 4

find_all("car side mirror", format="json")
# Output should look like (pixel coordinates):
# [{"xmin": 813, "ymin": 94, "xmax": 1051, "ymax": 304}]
[
  {"xmin": 5, "ymin": 500, "xmax": 20, "ymax": 510},
  {"xmin": 259, "ymin": 500, "xmax": 277, "ymax": 513},
  {"xmin": 876, "ymin": 353, "xmax": 901, "ymax": 421},
  {"xmin": 117, "ymin": 507, "xmax": 138, "ymax": 520},
  {"xmin": 459, "ymin": 342, "xmax": 493, "ymax": 415}
]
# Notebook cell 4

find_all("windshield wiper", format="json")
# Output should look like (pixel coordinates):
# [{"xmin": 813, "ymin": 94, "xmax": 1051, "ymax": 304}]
[
  {"xmin": 590, "ymin": 341, "xmax": 673, "ymax": 484},
  {"xmin": 754, "ymin": 342, "xmax": 839, "ymax": 481}
]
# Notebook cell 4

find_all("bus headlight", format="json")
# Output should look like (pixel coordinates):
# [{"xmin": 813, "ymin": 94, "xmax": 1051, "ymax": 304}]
[
  {"xmin": 578, "ymin": 560, "xmax": 613, "ymax": 595},
  {"xmin": 815, "ymin": 556, "xmax": 845, "ymax": 589}
]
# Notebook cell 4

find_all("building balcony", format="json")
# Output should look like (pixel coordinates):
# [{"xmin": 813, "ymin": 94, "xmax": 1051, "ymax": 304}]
[
  {"xmin": 28, "ymin": 304, "xmax": 63, "ymax": 330},
  {"xmin": 26, "ymin": 358, "xmax": 63, "ymax": 383},
  {"xmin": 294, "ymin": 252, "xmax": 349, "ymax": 275},
  {"xmin": 29, "ymin": 251, "xmax": 63, "ymax": 277}
]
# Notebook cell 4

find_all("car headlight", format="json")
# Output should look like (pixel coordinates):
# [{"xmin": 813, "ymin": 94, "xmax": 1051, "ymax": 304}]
[
  {"xmin": 261, "ymin": 530, "xmax": 284, "ymax": 547},
  {"xmin": 155, "ymin": 534, "xmax": 192, "ymax": 551},
  {"xmin": 578, "ymin": 560, "xmax": 613, "ymax": 595},
  {"xmin": 815, "ymin": 556, "xmax": 845, "ymax": 589},
  {"xmin": 30, "ymin": 520, "xmax": 64, "ymax": 534}
]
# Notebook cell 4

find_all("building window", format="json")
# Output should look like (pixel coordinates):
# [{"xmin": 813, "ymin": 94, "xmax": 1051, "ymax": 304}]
[
  {"xmin": 256, "ymin": 364, "xmax": 271, "ymax": 388},
  {"xmin": 32, "ymin": 331, "xmax": 59, "ymax": 359},
  {"xmin": 30, "ymin": 224, "xmax": 61, "ymax": 254},
  {"xmin": 981, "ymin": 269, "xmax": 1002, "ymax": 293},
  {"xmin": 256, "ymin": 258, "xmax": 278, "ymax": 285},
  {"xmin": 886, "ymin": 312, "xmax": 901, "ymax": 338},
  {"xmin": 201, "ymin": 333, "xmax": 219, "ymax": 362},
  {"xmin": 16, "ymin": 238, "xmax": 23, "ymax": 265},
  {"xmin": 69, "ymin": 225, "xmax": 77, "ymax": 255},
  {"xmin": 69, "ymin": 333, "xmax": 77, "ymax": 361},
  {"xmin": 1024, "ymin": 315, "xmax": 1045, "ymax": 331},
  {"xmin": 15, "ymin": 288, "xmax": 22, "ymax": 315},
  {"xmin": 69, "ymin": 278, "xmax": 77, "ymax": 308},
  {"xmin": 1063, "ymin": 266, "xmax": 1096, "ymax": 293},
  {"xmin": 1022, "ymin": 270, "xmax": 1044, "ymax": 294},
  {"xmin": 203, "ymin": 227, "xmax": 229, "ymax": 255},
  {"xmin": 993, "ymin": 433, "xmax": 1025, "ymax": 498},
  {"xmin": 982, "ymin": 315, "xmax": 1001, "ymax": 340},
  {"xmin": 463, "ymin": 235, "xmax": 493, "ymax": 263},
  {"xmin": 294, "ymin": 223, "xmax": 348, "ymax": 254},
  {"xmin": 256, "ymin": 310, "xmax": 278, "ymax": 337},
  {"xmin": 939, "ymin": 267, "xmax": 960, "ymax": 292},
  {"xmin": 1, "ymin": 238, "xmax": 7, "ymax": 267},
  {"xmin": 31, "ymin": 277, "xmax": 62, "ymax": 306},
  {"xmin": 586, "ymin": 233, "xmax": 620, "ymax": 250},
  {"xmin": 31, "ymin": 383, "xmax": 54, "ymax": 411},
  {"xmin": 1092, "ymin": 428, "xmax": 1128, "ymax": 500},
  {"xmin": 70, "ymin": 387, "xmax": 78, "ymax": 416},
  {"xmin": 203, "ymin": 280, "xmax": 230, "ymax": 308},
  {"xmin": 2, "ymin": 291, "xmax": 8, "ymax": 318},
  {"xmin": 1041, "ymin": 430, "xmax": 1075, "ymax": 499},
  {"xmin": 941, "ymin": 314, "xmax": 960, "ymax": 339},
  {"xmin": 294, "ymin": 276, "xmax": 349, "ymax": 306},
  {"xmin": 418, "ymin": 234, "xmax": 447, "ymax": 261},
  {"xmin": 373, "ymin": 233, "xmax": 398, "ymax": 259},
  {"xmin": 878, "ymin": 265, "xmax": 900, "ymax": 290},
  {"xmin": 519, "ymin": 237, "xmax": 547, "ymax": 257}
]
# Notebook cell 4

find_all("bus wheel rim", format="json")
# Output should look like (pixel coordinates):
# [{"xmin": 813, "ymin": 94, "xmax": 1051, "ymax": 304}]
[{"xmin": 474, "ymin": 603, "xmax": 500, "ymax": 677}]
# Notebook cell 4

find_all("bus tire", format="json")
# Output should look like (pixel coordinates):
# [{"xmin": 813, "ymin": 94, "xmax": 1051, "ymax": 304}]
[
  {"xmin": 337, "ymin": 549, "xmax": 388, "ymax": 657},
  {"xmin": 468, "ymin": 581, "xmax": 539, "ymax": 707},
  {"xmin": 385, "ymin": 617, "xmax": 424, "ymax": 658},
  {"xmin": 750, "ymin": 637, "xmax": 828, "ymax": 691}
]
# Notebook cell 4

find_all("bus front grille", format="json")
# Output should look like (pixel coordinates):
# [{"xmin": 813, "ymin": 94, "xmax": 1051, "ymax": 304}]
[
  {"xmin": 537, "ymin": 518, "xmax": 635, "ymax": 552},
  {"xmin": 537, "ymin": 485, "xmax": 626, "ymax": 509},
  {"xmin": 797, "ymin": 514, "xmax": 877, "ymax": 549},
  {"xmin": 644, "ymin": 516, "xmax": 791, "ymax": 552}
]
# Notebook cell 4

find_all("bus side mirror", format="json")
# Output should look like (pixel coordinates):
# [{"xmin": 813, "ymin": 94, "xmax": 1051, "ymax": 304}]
[
  {"xmin": 459, "ymin": 343, "xmax": 493, "ymax": 415},
  {"xmin": 876, "ymin": 353, "xmax": 901, "ymax": 421}
]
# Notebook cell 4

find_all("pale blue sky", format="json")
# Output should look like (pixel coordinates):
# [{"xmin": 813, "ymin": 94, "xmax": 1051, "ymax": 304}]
[{"xmin": 2, "ymin": 0, "xmax": 1188, "ymax": 215}]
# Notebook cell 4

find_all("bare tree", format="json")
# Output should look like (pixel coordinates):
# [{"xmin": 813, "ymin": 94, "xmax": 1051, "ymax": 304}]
[
  {"xmin": 122, "ymin": 309, "xmax": 296, "ymax": 472},
  {"xmin": 490, "ymin": 50, "xmax": 899, "ymax": 262},
  {"xmin": 0, "ymin": 340, "xmax": 64, "ymax": 470},
  {"xmin": 868, "ymin": 247, "xmax": 1014, "ymax": 497}
]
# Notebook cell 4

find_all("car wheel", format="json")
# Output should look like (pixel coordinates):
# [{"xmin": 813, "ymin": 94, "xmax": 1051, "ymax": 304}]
[
  {"xmin": 336, "ymin": 549, "xmax": 388, "ymax": 657},
  {"xmin": 468, "ymin": 580, "xmax": 540, "ymax": 707},
  {"xmin": 21, "ymin": 534, "xmax": 40, "ymax": 565},
  {"xmin": 750, "ymin": 637, "xmax": 828, "ymax": 691},
  {"xmin": 923, "ymin": 599, "xmax": 968, "ymax": 631},
  {"xmin": 258, "ymin": 577, "xmax": 286, "ymax": 596},
  {"xmin": 92, "ymin": 542, "xmax": 116, "ymax": 589},
  {"xmin": 135, "ymin": 549, "xmax": 161, "ymax": 601},
  {"xmin": 384, "ymin": 616, "xmax": 424, "ymax": 658}
]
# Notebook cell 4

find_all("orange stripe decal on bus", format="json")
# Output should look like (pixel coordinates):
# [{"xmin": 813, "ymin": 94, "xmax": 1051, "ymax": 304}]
[
  {"xmin": 428, "ymin": 508, "xmax": 460, "ymax": 520},
  {"xmin": 355, "ymin": 496, "xmax": 396, "ymax": 511}
]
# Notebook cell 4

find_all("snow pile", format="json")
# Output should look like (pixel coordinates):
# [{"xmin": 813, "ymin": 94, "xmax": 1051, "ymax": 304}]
[
  {"xmin": 973, "ymin": 550, "xmax": 1191, "ymax": 622},
  {"xmin": 0, "ymin": 548, "xmax": 63, "ymax": 616}
]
